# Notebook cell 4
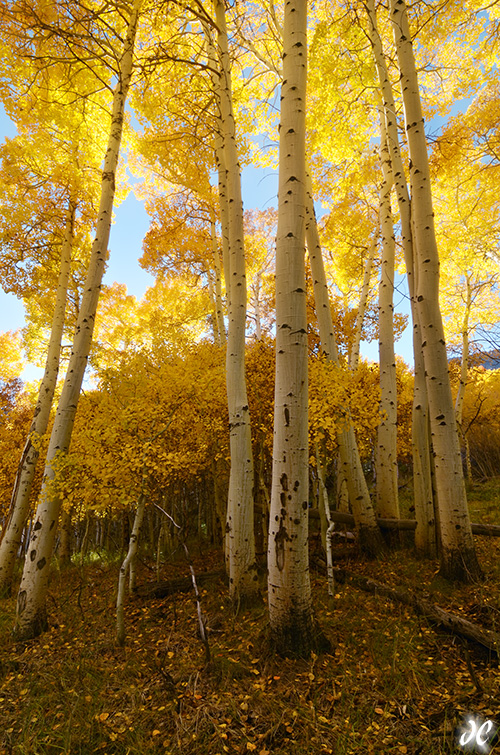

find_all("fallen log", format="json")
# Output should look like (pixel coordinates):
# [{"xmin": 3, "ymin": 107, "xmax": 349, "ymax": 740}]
[
  {"xmin": 134, "ymin": 570, "xmax": 224, "ymax": 599},
  {"xmin": 309, "ymin": 509, "xmax": 500, "ymax": 537},
  {"xmin": 471, "ymin": 523, "xmax": 500, "ymax": 537},
  {"xmin": 336, "ymin": 569, "xmax": 500, "ymax": 654}
]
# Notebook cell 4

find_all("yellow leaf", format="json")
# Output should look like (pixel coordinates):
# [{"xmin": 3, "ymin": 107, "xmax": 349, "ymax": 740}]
[{"xmin": 99, "ymin": 712, "xmax": 109, "ymax": 722}]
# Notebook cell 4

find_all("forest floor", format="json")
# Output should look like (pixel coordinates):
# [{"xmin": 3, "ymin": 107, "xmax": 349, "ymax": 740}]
[{"xmin": 2, "ymin": 480, "xmax": 500, "ymax": 754}]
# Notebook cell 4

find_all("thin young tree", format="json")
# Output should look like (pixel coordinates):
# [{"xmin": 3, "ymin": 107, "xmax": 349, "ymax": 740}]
[
  {"xmin": 375, "ymin": 120, "xmax": 399, "ymax": 531},
  {"xmin": 14, "ymin": 0, "xmax": 142, "ymax": 640},
  {"xmin": 213, "ymin": 0, "xmax": 258, "ymax": 602},
  {"xmin": 0, "ymin": 198, "xmax": 74, "ymax": 595}
]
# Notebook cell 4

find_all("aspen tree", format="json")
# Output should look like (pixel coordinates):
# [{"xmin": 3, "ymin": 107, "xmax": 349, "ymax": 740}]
[
  {"xmin": 454, "ymin": 279, "xmax": 472, "ymax": 480},
  {"xmin": 268, "ymin": 0, "xmax": 314, "ymax": 656},
  {"xmin": 14, "ymin": 0, "xmax": 142, "ymax": 640},
  {"xmin": 204, "ymin": 23, "xmax": 231, "ymax": 299},
  {"xmin": 349, "ymin": 232, "xmax": 378, "ymax": 372},
  {"xmin": 0, "ymin": 199, "xmax": 74, "ymax": 596},
  {"xmin": 365, "ymin": 0, "xmax": 436, "ymax": 556},
  {"xmin": 209, "ymin": 210, "xmax": 226, "ymax": 346},
  {"xmin": 375, "ymin": 122, "xmax": 399, "ymax": 527},
  {"xmin": 213, "ymin": 0, "xmax": 257, "ymax": 602},
  {"xmin": 390, "ymin": 0, "xmax": 482, "ymax": 581},
  {"xmin": 305, "ymin": 181, "xmax": 384, "ymax": 556},
  {"xmin": 116, "ymin": 495, "xmax": 145, "ymax": 646}
]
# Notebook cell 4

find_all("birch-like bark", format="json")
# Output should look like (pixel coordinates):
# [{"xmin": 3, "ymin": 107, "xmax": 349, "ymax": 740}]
[
  {"xmin": 349, "ymin": 232, "xmax": 378, "ymax": 371},
  {"xmin": 366, "ymin": 0, "xmax": 435, "ymax": 556},
  {"xmin": 0, "ymin": 199, "xmax": 74, "ymax": 596},
  {"xmin": 456, "ymin": 279, "xmax": 471, "ymax": 479},
  {"xmin": 14, "ymin": 1, "xmax": 141, "ymax": 640},
  {"xmin": 214, "ymin": 0, "xmax": 257, "ymax": 602},
  {"xmin": 207, "ymin": 275, "xmax": 219, "ymax": 344},
  {"xmin": 375, "ymin": 124, "xmax": 399, "ymax": 524},
  {"xmin": 390, "ymin": 0, "xmax": 481, "ymax": 581},
  {"xmin": 314, "ymin": 442, "xmax": 334, "ymax": 596},
  {"xmin": 305, "ymin": 180, "xmax": 384, "ymax": 556},
  {"xmin": 210, "ymin": 211, "xmax": 226, "ymax": 346},
  {"xmin": 253, "ymin": 269, "xmax": 263, "ymax": 340},
  {"xmin": 455, "ymin": 278, "xmax": 472, "ymax": 428},
  {"xmin": 204, "ymin": 23, "xmax": 231, "ymax": 310},
  {"xmin": 268, "ymin": 0, "xmax": 313, "ymax": 656},
  {"xmin": 116, "ymin": 495, "xmax": 146, "ymax": 646}
]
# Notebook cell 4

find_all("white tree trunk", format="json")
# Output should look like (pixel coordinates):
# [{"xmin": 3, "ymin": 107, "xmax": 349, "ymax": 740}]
[
  {"xmin": 349, "ymin": 232, "xmax": 378, "ymax": 371},
  {"xmin": 214, "ymin": 0, "xmax": 257, "ymax": 602},
  {"xmin": 455, "ymin": 278, "xmax": 472, "ymax": 428},
  {"xmin": 390, "ymin": 0, "xmax": 481, "ymax": 581},
  {"xmin": 336, "ymin": 472, "xmax": 349, "ymax": 513},
  {"xmin": 116, "ymin": 495, "xmax": 146, "ymax": 646},
  {"xmin": 375, "ymin": 125, "xmax": 399, "ymax": 524},
  {"xmin": 268, "ymin": 0, "xmax": 313, "ymax": 656},
  {"xmin": 314, "ymin": 442, "xmax": 334, "ymax": 596},
  {"xmin": 14, "ymin": 1, "xmax": 141, "ymax": 640},
  {"xmin": 253, "ymin": 269, "xmax": 263, "ymax": 341},
  {"xmin": 366, "ymin": 0, "xmax": 436, "ymax": 556},
  {"xmin": 305, "ymin": 181, "xmax": 384, "ymax": 556},
  {"xmin": 204, "ymin": 22, "xmax": 231, "ymax": 313},
  {"xmin": 456, "ymin": 279, "xmax": 471, "ymax": 480},
  {"xmin": 210, "ymin": 211, "xmax": 226, "ymax": 346},
  {"xmin": 0, "ymin": 198, "xmax": 74, "ymax": 596}
]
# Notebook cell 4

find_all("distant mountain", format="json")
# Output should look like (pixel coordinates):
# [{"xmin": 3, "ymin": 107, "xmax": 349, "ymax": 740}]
[
  {"xmin": 480, "ymin": 352, "xmax": 500, "ymax": 370},
  {"xmin": 450, "ymin": 349, "xmax": 500, "ymax": 370}
]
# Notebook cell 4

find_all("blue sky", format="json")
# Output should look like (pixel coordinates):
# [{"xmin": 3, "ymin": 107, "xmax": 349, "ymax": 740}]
[{"xmin": 0, "ymin": 106, "xmax": 414, "ymax": 380}]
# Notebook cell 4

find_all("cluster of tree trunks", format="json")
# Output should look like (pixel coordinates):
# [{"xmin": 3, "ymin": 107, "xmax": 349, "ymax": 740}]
[
  {"xmin": 309, "ymin": 509, "xmax": 500, "ymax": 538},
  {"xmin": 0, "ymin": 0, "xmax": 491, "ymax": 660}
]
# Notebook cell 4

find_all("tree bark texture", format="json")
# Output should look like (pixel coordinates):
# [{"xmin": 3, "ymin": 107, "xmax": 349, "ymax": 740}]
[
  {"xmin": 14, "ymin": 0, "xmax": 141, "ymax": 640},
  {"xmin": 0, "ymin": 199, "xmax": 74, "ymax": 596},
  {"xmin": 204, "ymin": 22, "xmax": 231, "ymax": 314},
  {"xmin": 349, "ymin": 231, "xmax": 378, "ymax": 372},
  {"xmin": 267, "ymin": 0, "xmax": 313, "ymax": 657},
  {"xmin": 390, "ymin": 0, "xmax": 481, "ymax": 581},
  {"xmin": 210, "ymin": 211, "xmax": 226, "ymax": 346},
  {"xmin": 366, "ymin": 0, "xmax": 436, "ymax": 556},
  {"xmin": 375, "ymin": 123, "xmax": 399, "ymax": 525},
  {"xmin": 214, "ymin": 0, "xmax": 257, "ymax": 602}
]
